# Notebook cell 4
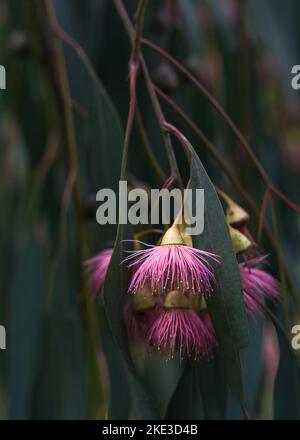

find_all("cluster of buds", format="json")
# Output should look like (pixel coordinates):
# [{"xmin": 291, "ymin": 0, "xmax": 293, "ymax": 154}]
[{"xmin": 84, "ymin": 195, "xmax": 280, "ymax": 361}]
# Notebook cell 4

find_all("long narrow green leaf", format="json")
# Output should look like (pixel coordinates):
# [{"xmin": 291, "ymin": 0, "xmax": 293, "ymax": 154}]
[
  {"xmin": 7, "ymin": 232, "xmax": 47, "ymax": 419},
  {"xmin": 190, "ymin": 155, "xmax": 249, "ymax": 404},
  {"xmin": 274, "ymin": 311, "xmax": 300, "ymax": 420},
  {"xmin": 102, "ymin": 224, "xmax": 159, "ymax": 420}
]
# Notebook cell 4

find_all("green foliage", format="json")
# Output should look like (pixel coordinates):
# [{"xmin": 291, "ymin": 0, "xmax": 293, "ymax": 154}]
[{"xmin": 0, "ymin": 0, "xmax": 300, "ymax": 421}]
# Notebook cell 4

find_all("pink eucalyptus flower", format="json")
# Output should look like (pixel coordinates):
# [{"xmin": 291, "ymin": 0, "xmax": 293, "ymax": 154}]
[
  {"xmin": 84, "ymin": 248, "xmax": 113, "ymax": 294},
  {"xmin": 147, "ymin": 305, "xmax": 216, "ymax": 360},
  {"xmin": 240, "ymin": 256, "xmax": 280, "ymax": 317},
  {"xmin": 124, "ymin": 242, "xmax": 220, "ymax": 295},
  {"xmin": 123, "ymin": 224, "xmax": 220, "ymax": 295},
  {"xmin": 123, "ymin": 297, "xmax": 163, "ymax": 342},
  {"xmin": 125, "ymin": 244, "xmax": 220, "ymax": 295}
]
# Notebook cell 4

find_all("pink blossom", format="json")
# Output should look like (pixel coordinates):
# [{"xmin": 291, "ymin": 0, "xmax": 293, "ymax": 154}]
[
  {"xmin": 84, "ymin": 248, "xmax": 113, "ymax": 294},
  {"xmin": 240, "ymin": 256, "xmax": 280, "ymax": 317},
  {"xmin": 147, "ymin": 308, "xmax": 216, "ymax": 360},
  {"xmin": 124, "ymin": 242, "xmax": 220, "ymax": 295}
]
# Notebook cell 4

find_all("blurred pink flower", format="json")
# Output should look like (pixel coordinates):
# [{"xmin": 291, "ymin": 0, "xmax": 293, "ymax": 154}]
[
  {"xmin": 84, "ymin": 248, "xmax": 113, "ymax": 294},
  {"xmin": 123, "ymin": 298, "xmax": 163, "ymax": 343},
  {"xmin": 240, "ymin": 256, "xmax": 280, "ymax": 317}
]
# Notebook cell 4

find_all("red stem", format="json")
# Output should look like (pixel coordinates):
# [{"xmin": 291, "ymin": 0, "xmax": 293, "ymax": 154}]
[{"xmin": 143, "ymin": 38, "xmax": 300, "ymax": 214}]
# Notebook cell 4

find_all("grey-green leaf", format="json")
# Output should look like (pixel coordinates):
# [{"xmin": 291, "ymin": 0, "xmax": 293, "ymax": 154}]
[
  {"xmin": 190, "ymin": 154, "xmax": 249, "ymax": 404},
  {"xmin": 102, "ymin": 224, "xmax": 159, "ymax": 420}
]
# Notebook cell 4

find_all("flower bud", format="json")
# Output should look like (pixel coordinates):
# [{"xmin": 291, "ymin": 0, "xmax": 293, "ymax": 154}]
[
  {"xmin": 160, "ymin": 224, "xmax": 185, "ymax": 246},
  {"xmin": 229, "ymin": 225, "xmax": 251, "ymax": 254},
  {"xmin": 226, "ymin": 201, "xmax": 250, "ymax": 225},
  {"xmin": 153, "ymin": 62, "xmax": 179, "ymax": 93}
]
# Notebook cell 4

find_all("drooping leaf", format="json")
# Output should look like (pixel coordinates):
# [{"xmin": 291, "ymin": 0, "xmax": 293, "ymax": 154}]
[
  {"xmin": 274, "ymin": 311, "xmax": 300, "ymax": 420},
  {"xmin": 165, "ymin": 363, "xmax": 204, "ymax": 420},
  {"xmin": 142, "ymin": 353, "xmax": 183, "ymax": 418},
  {"xmin": 100, "ymin": 311, "xmax": 133, "ymax": 420},
  {"xmin": 102, "ymin": 224, "xmax": 159, "ymax": 420},
  {"xmin": 46, "ymin": 247, "xmax": 87, "ymax": 420},
  {"xmin": 226, "ymin": 318, "xmax": 264, "ymax": 419},
  {"xmin": 165, "ymin": 354, "xmax": 227, "ymax": 420},
  {"xmin": 190, "ymin": 154, "xmax": 249, "ymax": 404},
  {"xmin": 7, "ymin": 231, "xmax": 47, "ymax": 419}
]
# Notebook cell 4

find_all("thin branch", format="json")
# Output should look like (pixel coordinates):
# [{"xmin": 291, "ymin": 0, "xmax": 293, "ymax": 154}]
[
  {"xmin": 154, "ymin": 86, "xmax": 300, "ymax": 304},
  {"xmin": 119, "ymin": 0, "xmax": 148, "ymax": 180},
  {"xmin": 142, "ymin": 38, "xmax": 269, "ymax": 182},
  {"xmin": 135, "ymin": 104, "xmax": 167, "ymax": 183},
  {"xmin": 270, "ymin": 195, "xmax": 291, "ymax": 326},
  {"xmin": 257, "ymin": 188, "xmax": 269, "ymax": 243},
  {"xmin": 154, "ymin": 85, "xmax": 257, "ymax": 206},
  {"xmin": 45, "ymin": 0, "xmax": 89, "ymax": 261},
  {"xmin": 45, "ymin": 0, "xmax": 105, "ymax": 415},
  {"xmin": 112, "ymin": 0, "xmax": 183, "ymax": 188},
  {"xmin": 143, "ymin": 38, "xmax": 300, "ymax": 214}
]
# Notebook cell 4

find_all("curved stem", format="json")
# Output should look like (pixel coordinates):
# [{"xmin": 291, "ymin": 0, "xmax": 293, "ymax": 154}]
[
  {"xmin": 112, "ymin": 0, "xmax": 183, "ymax": 189},
  {"xmin": 270, "ymin": 195, "xmax": 291, "ymax": 326},
  {"xmin": 45, "ymin": 0, "xmax": 105, "ymax": 416},
  {"xmin": 153, "ymin": 86, "xmax": 299, "ymax": 300},
  {"xmin": 154, "ymin": 85, "xmax": 256, "ymax": 205},
  {"xmin": 135, "ymin": 103, "xmax": 167, "ymax": 183},
  {"xmin": 143, "ymin": 38, "xmax": 300, "ymax": 213},
  {"xmin": 120, "ymin": 0, "xmax": 148, "ymax": 180},
  {"xmin": 257, "ymin": 188, "xmax": 270, "ymax": 244},
  {"xmin": 45, "ymin": 0, "xmax": 88, "ymax": 260}
]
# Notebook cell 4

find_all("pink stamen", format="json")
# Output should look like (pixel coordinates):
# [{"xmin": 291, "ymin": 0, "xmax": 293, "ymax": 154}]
[
  {"xmin": 123, "ymin": 243, "xmax": 220, "ymax": 295},
  {"xmin": 147, "ymin": 308, "xmax": 216, "ymax": 360}
]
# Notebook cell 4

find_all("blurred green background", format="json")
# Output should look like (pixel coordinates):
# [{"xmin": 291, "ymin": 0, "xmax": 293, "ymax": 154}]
[{"xmin": 0, "ymin": 0, "xmax": 300, "ymax": 420}]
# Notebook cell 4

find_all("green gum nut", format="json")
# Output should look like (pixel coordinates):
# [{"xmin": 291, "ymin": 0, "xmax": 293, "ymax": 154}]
[
  {"xmin": 229, "ymin": 225, "xmax": 251, "ymax": 254},
  {"xmin": 226, "ymin": 202, "xmax": 250, "ymax": 225}
]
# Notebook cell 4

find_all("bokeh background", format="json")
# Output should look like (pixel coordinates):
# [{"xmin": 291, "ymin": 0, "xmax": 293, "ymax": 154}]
[{"xmin": 0, "ymin": 0, "xmax": 300, "ymax": 420}]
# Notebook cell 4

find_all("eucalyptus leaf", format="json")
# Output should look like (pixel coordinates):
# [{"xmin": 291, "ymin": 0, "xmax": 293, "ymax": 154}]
[
  {"xmin": 274, "ymin": 312, "xmax": 300, "ymax": 420},
  {"xmin": 165, "ymin": 355, "xmax": 227, "ymax": 420},
  {"xmin": 7, "ymin": 232, "xmax": 47, "ymax": 419},
  {"xmin": 102, "ymin": 224, "xmax": 159, "ymax": 420},
  {"xmin": 190, "ymin": 154, "xmax": 249, "ymax": 404},
  {"xmin": 165, "ymin": 363, "xmax": 204, "ymax": 420}
]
